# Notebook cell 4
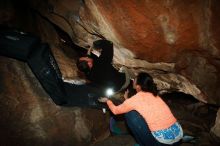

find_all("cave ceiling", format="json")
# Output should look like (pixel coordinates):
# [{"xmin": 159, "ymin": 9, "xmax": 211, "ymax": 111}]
[
  {"xmin": 1, "ymin": 0, "xmax": 220, "ymax": 145},
  {"xmin": 1, "ymin": 0, "xmax": 220, "ymax": 104}
]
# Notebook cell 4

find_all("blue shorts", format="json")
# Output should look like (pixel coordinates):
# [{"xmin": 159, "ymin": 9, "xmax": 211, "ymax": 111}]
[{"xmin": 151, "ymin": 122, "xmax": 183, "ymax": 145}]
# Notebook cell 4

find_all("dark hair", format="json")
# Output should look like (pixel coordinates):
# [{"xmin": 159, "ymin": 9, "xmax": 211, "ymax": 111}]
[
  {"xmin": 136, "ymin": 72, "xmax": 158, "ymax": 96},
  {"xmin": 93, "ymin": 39, "xmax": 113, "ymax": 50},
  {"xmin": 76, "ymin": 59, "xmax": 90, "ymax": 75}
]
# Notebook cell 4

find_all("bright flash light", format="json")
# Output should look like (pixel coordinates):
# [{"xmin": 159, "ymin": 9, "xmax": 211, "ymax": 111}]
[{"xmin": 106, "ymin": 88, "xmax": 114, "ymax": 97}]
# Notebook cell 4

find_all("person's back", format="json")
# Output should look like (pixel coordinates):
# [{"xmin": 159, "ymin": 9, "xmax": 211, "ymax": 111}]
[
  {"xmin": 0, "ymin": 27, "xmax": 107, "ymax": 108},
  {"xmin": 88, "ymin": 58, "xmax": 125, "ymax": 92},
  {"xmin": 102, "ymin": 72, "xmax": 183, "ymax": 146},
  {"xmin": 78, "ymin": 40, "xmax": 126, "ymax": 94},
  {"xmin": 125, "ymin": 92, "xmax": 176, "ymax": 131}
]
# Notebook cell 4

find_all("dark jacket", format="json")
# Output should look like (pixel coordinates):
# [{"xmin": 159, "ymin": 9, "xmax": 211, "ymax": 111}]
[
  {"xmin": 86, "ymin": 40, "xmax": 125, "ymax": 94},
  {"xmin": 0, "ymin": 28, "xmax": 107, "ymax": 108}
]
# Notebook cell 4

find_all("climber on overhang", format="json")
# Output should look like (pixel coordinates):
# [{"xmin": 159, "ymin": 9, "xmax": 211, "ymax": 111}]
[
  {"xmin": 0, "ymin": 26, "xmax": 108, "ymax": 108},
  {"xmin": 77, "ymin": 39, "xmax": 135, "ymax": 98}
]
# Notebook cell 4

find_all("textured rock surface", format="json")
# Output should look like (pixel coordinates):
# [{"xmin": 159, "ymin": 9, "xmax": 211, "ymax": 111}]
[
  {"xmin": 212, "ymin": 108, "xmax": 220, "ymax": 138},
  {"xmin": 1, "ymin": 0, "xmax": 220, "ymax": 145},
  {"xmin": 25, "ymin": 0, "xmax": 220, "ymax": 105},
  {"xmin": 0, "ymin": 57, "xmax": 110, "ymax": 146}
]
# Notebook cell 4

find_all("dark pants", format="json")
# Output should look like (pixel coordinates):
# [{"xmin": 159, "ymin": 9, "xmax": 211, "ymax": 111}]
[
  {"xmin": 27, "ymin": 44, "xmax": 106, "ymax": 108},
  {"xmin": 125, "ymin": 111, "xmax": 181, "ymax": 146},
  {"xmin": 0, "ymin": 28, "xmax": 106, "ymax": 109},
  {"xmin": 27, "ymin": 43, "xmax": 106, "ymax": 108},
  {"xmin": 63, "ymin": 82, "xmax": 106, "ymax": 108}
]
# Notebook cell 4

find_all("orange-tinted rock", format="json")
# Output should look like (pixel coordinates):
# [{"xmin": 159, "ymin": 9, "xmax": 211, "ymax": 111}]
[{"xmin": 1, "ymin": 0, "xmax": 220, "ymax": 141}]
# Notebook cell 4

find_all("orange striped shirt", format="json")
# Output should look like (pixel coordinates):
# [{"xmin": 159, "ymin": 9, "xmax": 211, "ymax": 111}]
[{"xmin": 107, "ymin": 91, "xmax": 177, "ymax": 132}]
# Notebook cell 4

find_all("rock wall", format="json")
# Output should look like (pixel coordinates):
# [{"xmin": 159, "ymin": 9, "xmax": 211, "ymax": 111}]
[
  {"xmin": 0, "ymin": 57, "xmax": 110, "ymax": 146},
  {"xmin": 1, "ymin": 0, "xmax": 220, "ymax": 143},
  {"xmin": 0, "ymin": 1, "xmax": 110, "ymax": 145},
  {"xmin": 212, "ymin": 108, "xmax": 220, "ymax": 139},
  {"xmin": 26, "ymin": 0, "xmax": 220, "ymax": 104}
]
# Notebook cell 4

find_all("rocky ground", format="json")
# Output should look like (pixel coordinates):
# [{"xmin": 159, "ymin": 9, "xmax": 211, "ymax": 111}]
[{"xmin": 93, "ymin": 92, "xmax": 220, "ymax": 146}]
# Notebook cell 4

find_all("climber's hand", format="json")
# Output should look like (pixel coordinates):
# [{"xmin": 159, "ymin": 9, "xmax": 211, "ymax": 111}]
[{"xmin": 98, "ymin": 97, "xmax": 109, "ymax": 103}]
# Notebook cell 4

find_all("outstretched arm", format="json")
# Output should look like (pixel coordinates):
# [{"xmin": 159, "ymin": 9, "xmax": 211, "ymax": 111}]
[
  {"xmin": 99, "ymin": 96, "xmax": 133, "ymax": 115},
  {"xmin": 87, "ymin": 46, "xmax": 101, "ymax": 57},
  {"xmin": 106, "ymin": 100, "xmax": 133, "ymax": 115}
]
